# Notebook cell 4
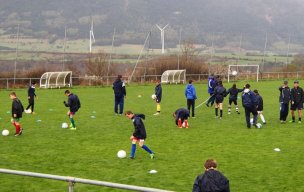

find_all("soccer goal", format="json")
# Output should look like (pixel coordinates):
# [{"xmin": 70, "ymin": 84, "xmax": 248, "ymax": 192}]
[
  {"xmin": 161, "ymin": 70, "xmax": 186, "ymax": 84},
  {"xmin": 40, "ymin": 71, "xmax": 72, "ymax": 88},
  {"xmin": 228, "ymin": 65, "xmax": 259, "ymax": 82}
]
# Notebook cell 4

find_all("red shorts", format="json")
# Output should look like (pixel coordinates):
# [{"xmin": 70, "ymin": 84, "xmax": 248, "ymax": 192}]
[{"xmin": 69, "ymin": 111, "xmax": 76, "ymax": 115}]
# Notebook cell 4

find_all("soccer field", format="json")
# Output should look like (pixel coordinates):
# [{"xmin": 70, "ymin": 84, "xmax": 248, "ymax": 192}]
[{"xmin": 0, "ymin": 81, "xmax": 303, "ymax": 192}]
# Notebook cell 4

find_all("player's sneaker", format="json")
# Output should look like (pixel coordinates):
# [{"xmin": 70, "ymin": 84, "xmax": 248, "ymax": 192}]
[
  {"xmin": 69, "ymin": 124, "xmax": 73, "ymax": 128},
  {"xmin": 153, "ymin": 112, "xmax": 160, "ymax": 115},
  {"xmin": 150, "ymin": 153, "xmax": 155, "ymax": 159},
  {"xmin": 70, "ymin": 127, "xmax": 77, "ymax": 130},
  {"xmin": 289, "ymin": 120, "xmax": 295, "ymax": 123},
  {"xmin": 298, "ymin": 121, "xmax": 302, "ymax": 124},
  {"xmin": 228, "ymin": 112, "xmax": 231, "ymax": 115},
  {"xmin": 237, "ymin": 112, "xmax": 240, "ymax": 114}
]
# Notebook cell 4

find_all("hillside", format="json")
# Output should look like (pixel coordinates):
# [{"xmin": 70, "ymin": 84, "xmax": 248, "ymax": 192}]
[{"xmin": 1, "ymin": 0, "xmax": 304, "ymax": 49}]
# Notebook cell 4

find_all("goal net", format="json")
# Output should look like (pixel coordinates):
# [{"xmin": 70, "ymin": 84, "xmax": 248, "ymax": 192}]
[
  {"xmin": 40, "ymin": 71, "xmax": 72, "ymax": 88},
  {"xmin": 161, "ymin": 70, "xmax": 186, "ymax": 84},
  {"xmin": 228, "ymin": 65, "xmax": 259, "ymax": 82}
]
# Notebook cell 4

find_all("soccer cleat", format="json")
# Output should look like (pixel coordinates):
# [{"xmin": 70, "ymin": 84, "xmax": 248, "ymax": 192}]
[
  {"xmin": 237, "ymin": 112, "xmax": 240, "ymax": 114},
  {"xmin": 263, "ymin": 122, "xmax": 267, "ymax": 124},
  {"xmin": 153, "ymin": 112, "xmax": 160, "ymax": 116},
  {"xmin": 206, "ymin": 103, "xmax": 209, "ymax": 107},
  {"xmin": 228, "ymin": 112, "xmax": 231, "ymax": 115},
  {"xmin": 150, "ymin": 153, "xmax": 155, "ymax": 159},
  {"xmin": 289, "ymin": 120, "xmax": 295, "ymax": 123},
  {"xmin": 70, "ymin": 127, "xmax": 77, "ymax": 130},
  {"xmin": 298, "ymin": 121, "xmax": 302, "ymax": 124},
  {"xmin": 129, "ymin": 156, "xmax": 134, "ymax": 159},
  {"xmin": 69, "ymin": 124, "xmax": 73, "ymax": 128}
]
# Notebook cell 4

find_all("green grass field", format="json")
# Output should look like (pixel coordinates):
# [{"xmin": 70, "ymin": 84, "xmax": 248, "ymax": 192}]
[{"xmin": 0, "ymin": 81, "xmax": 304, "ymax": 192}]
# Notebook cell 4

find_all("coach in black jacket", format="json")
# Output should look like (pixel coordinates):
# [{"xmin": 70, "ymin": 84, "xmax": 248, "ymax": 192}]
[
  {"xmin": 113, "ymin": 75, "xmax": 126, "ymax": 115},
  {"xmin": 279, "ymin": 80, "xmax": 291, "ymax": 123},
  {"xmin": 193, "ymin": 159, "xmax": 230, "ymax": 192}
]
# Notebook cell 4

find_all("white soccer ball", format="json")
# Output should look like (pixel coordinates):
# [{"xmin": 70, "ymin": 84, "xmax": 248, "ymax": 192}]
[
  {"xmin": 250, "ymin": 118, "xmax": 254, "ymax": 125},
  {"xmin": 2, "ymin": 129, "xmax": 9, "ymax": 136},
  {"xmin": 25, "ymin": 109, "xmax": 32, "ymax": 114},
  {"xmin": 256, "ymin": 123, "xmax": 262, "ymax": 129},
  {"xmin": 231, "ymin": 70, "xmax": 238, "ymax": 76},
  {"xmin": 151, "ymin": 94, "xmax": 156, "ymax": 100},
  {"xmin": 61, "ymin": 122, "xmax": 68, "ymax": 129},
  {"xmin": 117, "ymin": 150, "xmax": 126, "ymax": 158}
]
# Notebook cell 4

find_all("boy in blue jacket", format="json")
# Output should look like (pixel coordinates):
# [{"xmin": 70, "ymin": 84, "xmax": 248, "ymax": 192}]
[
  {"xmin": 64, "ymin": 90, "xmax": 81, "ymax": 130},
  {"xmin": 185, "ymin": 80, "xmax": 197, "ymax": 118},
  {"xmin": 125, "ymin": 111, "xmax": 155, "ymax": 159}
]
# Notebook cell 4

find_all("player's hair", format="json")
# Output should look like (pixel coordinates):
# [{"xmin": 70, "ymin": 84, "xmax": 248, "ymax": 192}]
[
  {"xmin": 232, "ymin": 84, "xmax": 236, "ymax": 89},
  {"xmin": 253, "ymin": 89, "xmax": 259, "ymax": 94},
  {"xmin": 204, "ymin": 159, "xmax": 217, "ymax": 169},
  {"xmin": 218, "ymin": 81, "xmax": 223, "ymax": 86},
  {"xmin": 155, "ymin": 79, "xmax": 160, "ymax": 83},
  {"xmin": 117, "ymin": 75, "xmax": 122, "ymax": 79},
  {"xmin": 125, "ymin": 111, "xmax": 133, "ymax": 115},
  {"xmin": 189, "ymin": 79, "xmax": 193, "ymax": 84},
  {"xmin": 64, "ymin": 90, "xmax": 70, "ymax": 94},
  {"xmin": 32, "ymin": 81, "xmax": 36, "ymax": 85},
  {"xmin": 245, "ymin": 84, "xmax": 251, "ymax": 89},
  {"xmin": 9, "ymin": 92, "xmax": 16, "ymax": 96}
]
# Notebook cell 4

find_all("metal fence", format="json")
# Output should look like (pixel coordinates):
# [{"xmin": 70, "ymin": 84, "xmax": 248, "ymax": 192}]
[
  {"xmin": 0, "ymin": 71, "xmax": 303, "ymax": 89},
  {"xmin": 0, "ymin": 168, "xmax": 174, "ymax": 192}
]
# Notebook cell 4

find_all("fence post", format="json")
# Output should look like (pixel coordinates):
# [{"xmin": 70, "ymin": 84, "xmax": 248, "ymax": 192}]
[
  {"xmin": 6, "ymin": 78, "xmax": 9, "ymax": 90},
  {"xmin": 68, "ymin": 181, "xmax": 75, "ymax": 192}
]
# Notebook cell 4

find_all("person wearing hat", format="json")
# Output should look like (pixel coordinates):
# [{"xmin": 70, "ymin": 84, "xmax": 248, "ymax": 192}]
[
  {"xmin": 253, "ymin": 89, "xmax": 266, "ymax": 124},
  {"xmin": 289, "ymin": 80, "xmax": 304, "ymax": 123},
  {"xmin": 279, "ymin": 80, "xmax": 291, "ymax": 123}
]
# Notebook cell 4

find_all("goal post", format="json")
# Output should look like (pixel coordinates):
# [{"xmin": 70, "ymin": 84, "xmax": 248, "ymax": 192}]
[
  {"xmin": 228, "ymin": 65, "xmax": 259, "ymax": 83},
  {"xmin": 40, "ymin": 71, "xmax": 72, "ymax": 88}
]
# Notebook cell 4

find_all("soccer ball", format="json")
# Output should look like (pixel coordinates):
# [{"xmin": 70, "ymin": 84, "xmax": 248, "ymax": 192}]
[
  {"xmin": 117, "ymin": 150, "xmax": 126, "ymax": 158},
  {"xmin": 61, "ymin": 122, "xmax": 68, "ymax": 129},
  {"xmin": 231, "ymin": 70, "xmax": 238, "ymax": 76},
  {"xmin": 25, "ymin": 109, "xmax": 32, "ymax": 114},
  {"xmin": 151, "ymin": 94, "xmax": 156, "ymax": 100},
  {"xmin": 2, "ymin": 129, "xmax": 9, "ymax": 136},
  {"xmin": 256, "ymin": 123, "xmax": 262, "ymax": 129}
]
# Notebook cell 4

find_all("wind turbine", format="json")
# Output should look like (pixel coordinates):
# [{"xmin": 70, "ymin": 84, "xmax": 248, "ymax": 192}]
[
  {"xmin": 156, "ymin": 24, "xmax": 168, "ymax": 54},
  {"xmin": 89, "ymin": 19, "xmax": 95, "ymax": 53}
]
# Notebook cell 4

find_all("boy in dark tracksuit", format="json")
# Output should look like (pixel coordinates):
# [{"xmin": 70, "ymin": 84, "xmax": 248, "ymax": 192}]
[
  {"xmin": 279, "ymin": 80, "xmax": 291, "ymax": 123},
  {"xmin": 154, "ymin": 80, "xmax": 162, "ymax": 115},
  {"xmin": 113, "ymin": 75, "xmax": 126, "ymax": 115},
  {"xmin": 242, "ymin": 84, "xmax": 258, "ymax": 128},
  {"xmin": 26, "ymin": 81, "xmax": 37, "ymax": 114},
  {"xmin": 289, "ymin": 80, "xmax": 304, "ymax": 123},
  {"xmin": 226, "ymin": 84, "xmax": 244, "ymax": 114},
  {"xmin": 64, "ymin": 90, "xmax": 81, "ymax": 130},
  {"xmin": 254, "ymin": 90, "xmax": 266, "ymax": 124},
  {"xmin": 173, "ymin": 108, "xmax": 190, "ymax": 128},
  {"xmin": 125, "ymin": 111, "xmax": 155, "ymax": 159},
  {"xmin": 214, "ymin": 81, "xmax": 226, "ymax": 119},
  {"xmin": 10, "ymin": 92, "xmax": 24, "ymax": 136},
  {"xmin": 192, "ymin": 159, "xmax": 230, "ymax": 192}
]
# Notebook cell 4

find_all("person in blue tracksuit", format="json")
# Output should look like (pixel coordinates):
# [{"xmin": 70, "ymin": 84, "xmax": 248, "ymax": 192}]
[
  {"xmin": 206, "ymin": 75, "xmax": 216, "ymax": 107},
  {"xmin": 154, "ymin": 80, "xmax": 162, "ymax": 115},
  {"xmin": 185, "ymin": 80, "xmax": 197, "ymax": 118},
  {"xmin": 125, "ymin": 111, "xmax": 155, "ymax": 159},
  {"xmin": 113, "ymin": 75, "xmax": 126, "ymax": 115},
  {"xmin": 242, "ymin": 84, "xmax": 258, "ymax": 128}
]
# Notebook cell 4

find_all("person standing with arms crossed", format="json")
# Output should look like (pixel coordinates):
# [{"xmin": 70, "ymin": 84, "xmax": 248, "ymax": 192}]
[
  {"xmin": 289, "ymin": 80, "xmax": 304, "ymax": 123},
  {"xmin": 279, "ymin": 80, "xmax": 291, "ymax": 123},
  {"xmin": 153, "ymin": 80, "xmax": 162, "ymax": 115},
  {"xmin": 185, "ymin": 80, "xmax": 197, "ymax": 118},
  {"xmin": 113, "ymin": 75, "xmax": 126, "ymax": 115}
]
